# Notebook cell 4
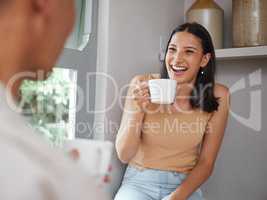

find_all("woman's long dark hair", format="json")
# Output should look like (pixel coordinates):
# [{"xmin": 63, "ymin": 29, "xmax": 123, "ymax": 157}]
[{"xmin": 162, "ymin": 22, "xmax": 219, "ymax": 113}]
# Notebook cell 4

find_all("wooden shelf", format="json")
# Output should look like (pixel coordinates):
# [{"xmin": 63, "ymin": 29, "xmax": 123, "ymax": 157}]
[{"xmin": 215, "ymin": 46, "xmax": 267, "ymax": 61}]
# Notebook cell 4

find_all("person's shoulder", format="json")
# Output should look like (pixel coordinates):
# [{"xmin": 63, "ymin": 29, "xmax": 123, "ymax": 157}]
[
  {"xmin": 214, "ymin": 83, "xmax": 230, "ymax": 99},
  {"xmin": 130, "ymin": 73, "xmax": 161, "ymax": 83}
]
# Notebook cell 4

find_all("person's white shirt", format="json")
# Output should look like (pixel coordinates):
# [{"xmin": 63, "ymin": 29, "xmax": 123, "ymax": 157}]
[{"xmin": 0, "ymin": 83, "xmax": 108, "ymax": 200}]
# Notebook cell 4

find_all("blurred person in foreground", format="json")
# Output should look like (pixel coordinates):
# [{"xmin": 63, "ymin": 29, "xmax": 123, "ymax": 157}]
[{"xmin": 0, "ymin": 0, "xmax": 108, "ymax": 199}]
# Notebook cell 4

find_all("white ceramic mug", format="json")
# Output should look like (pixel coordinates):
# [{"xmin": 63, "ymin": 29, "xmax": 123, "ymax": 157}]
[
  {"xmin": 63, "ymin": 139, "xmax": 113, "ymax": 177},
  {"xmin": 148, "ymin": 79, "xmax": 177, "ymax": 104}
]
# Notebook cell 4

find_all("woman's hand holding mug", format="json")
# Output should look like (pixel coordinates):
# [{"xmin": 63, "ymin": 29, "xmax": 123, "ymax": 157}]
[
  {"xmin": 132, "ymin": 80, "xmax": 151, "ymax": 112},
  {"xmin": 128, "ymin": 74, "xmax": 160, "ymax": 113}
]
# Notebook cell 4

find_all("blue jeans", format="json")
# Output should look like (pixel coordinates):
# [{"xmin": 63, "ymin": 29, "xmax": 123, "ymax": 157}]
[{"xmin": 114, "ymin": 165, "xmax": 203, "ymax": 200}]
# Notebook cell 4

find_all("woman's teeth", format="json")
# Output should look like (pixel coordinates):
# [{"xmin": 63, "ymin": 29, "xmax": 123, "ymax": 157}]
[{"xmin": 171, "ymin": 66, "xmax": 188, "ymax": 72}]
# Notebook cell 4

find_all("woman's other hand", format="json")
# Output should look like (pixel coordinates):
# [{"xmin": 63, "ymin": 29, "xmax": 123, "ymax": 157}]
[{"xmin": 162, "ymin": 192, "xmax": 186, "ymax": 200}]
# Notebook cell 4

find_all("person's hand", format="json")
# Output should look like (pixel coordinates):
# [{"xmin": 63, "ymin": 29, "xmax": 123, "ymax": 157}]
[
  {"xmin": 132, "ymin": 80, "xmax": 150, "ymax": 112},
  {"xmin": 127, "ymin": 74, "xmax": 160, "ymax": 113},
  {"xmin": 167, "ymin": 192, "xmax": 186, "ymax": 200}
]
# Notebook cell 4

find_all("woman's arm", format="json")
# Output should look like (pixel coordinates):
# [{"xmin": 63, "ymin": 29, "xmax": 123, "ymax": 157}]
[
  {"xmin": 171, "ymin": 84, "xmax": 230, "ymax": 200},
  {"xmin": 116, "ymin": 74, "xmax": 160, "ymax": 163}
]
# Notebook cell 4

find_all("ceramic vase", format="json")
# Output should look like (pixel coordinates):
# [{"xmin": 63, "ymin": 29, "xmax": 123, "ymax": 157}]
[
  {"xmin": 186, "ymin": 0, "xmax": 224, "ymax": 49},
  {"xmin": 233, "ymin": 0, "xmax": 267, "ymax": 47}
]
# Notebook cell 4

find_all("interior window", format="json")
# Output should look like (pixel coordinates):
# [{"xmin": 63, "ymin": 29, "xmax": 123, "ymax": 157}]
[{"xmin": 20, "ymin": 68, "xmax": 77, "ymax": 146}]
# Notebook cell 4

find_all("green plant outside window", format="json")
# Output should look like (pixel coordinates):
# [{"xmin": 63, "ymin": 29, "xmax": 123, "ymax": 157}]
[{"xmin": 20, "ymin": 68, "xmax": 77, "ymax": 147}]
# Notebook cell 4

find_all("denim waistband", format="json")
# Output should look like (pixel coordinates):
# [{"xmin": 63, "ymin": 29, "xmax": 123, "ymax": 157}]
[{"xmin": 123, "ymin": 165, "xmax": 188, "ymax": 186}]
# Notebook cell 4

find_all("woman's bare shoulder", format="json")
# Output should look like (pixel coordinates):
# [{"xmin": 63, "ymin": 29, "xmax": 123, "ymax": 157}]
[{"xmin": 214, "ymin": 83, "xmax": 230, "ymax": 99}]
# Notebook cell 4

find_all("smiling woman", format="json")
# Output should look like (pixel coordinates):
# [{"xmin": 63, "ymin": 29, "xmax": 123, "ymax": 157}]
[
  {"xmin": 115, "ymin": 22, "xmax": 230, "ymax": 200},
  {"xmin": 162, "ymin": 23, "xmax": 219, "ymax": 113}
]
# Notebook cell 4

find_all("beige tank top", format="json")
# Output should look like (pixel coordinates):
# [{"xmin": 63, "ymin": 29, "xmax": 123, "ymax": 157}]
[{"xmin": 130, "ymin": 104, "xmax": 213, "ymax": 174}]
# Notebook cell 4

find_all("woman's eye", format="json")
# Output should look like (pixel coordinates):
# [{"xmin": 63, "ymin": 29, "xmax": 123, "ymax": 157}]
[
  {"xmin": 168, "ymin": 47, "xmax": 176, "ymax": 52},
  {"xmin": 186, "ymin": 50, "xmax": 194, "ymax": 54}
]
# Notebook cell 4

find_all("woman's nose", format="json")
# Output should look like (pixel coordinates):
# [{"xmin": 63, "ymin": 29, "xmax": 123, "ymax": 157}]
[{"xmin": 172, "ymin": 51, "xmax": 184, "ymax": 64}]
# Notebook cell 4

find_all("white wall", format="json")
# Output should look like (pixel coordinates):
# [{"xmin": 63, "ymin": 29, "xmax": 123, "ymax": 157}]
[{"xmin": 202, "ymin": 59, "xmax": 267, "ymax": 200}]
